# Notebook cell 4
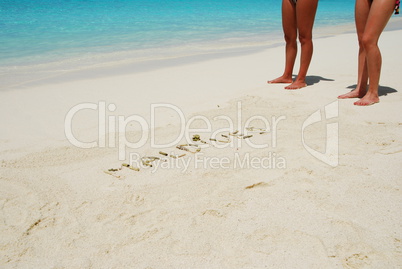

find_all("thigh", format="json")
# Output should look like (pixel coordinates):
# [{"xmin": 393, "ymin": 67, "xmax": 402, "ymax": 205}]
[
  {"xmin": 355, "ymin": 0, "xmax": 372, "ymax": 39},
  {"xmin": 364, "ymin": 0, "xmax": 395, "ymax": 41},
  {"xmin": 296, "ymin": 0, "xmax": 319, "ymax": 38},
  {"xmin": 282, "ymin": 0, "xmax": 297, "ymax": 39}
]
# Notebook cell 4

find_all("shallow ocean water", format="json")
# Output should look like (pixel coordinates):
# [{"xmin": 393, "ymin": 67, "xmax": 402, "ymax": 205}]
[
  {"xmin": 0, "ymin": 0, "xmax": 355, "ymax": 66},
  {"xmin": 0, "ymin": 0, "xmax": 357, "ymax": 88}
]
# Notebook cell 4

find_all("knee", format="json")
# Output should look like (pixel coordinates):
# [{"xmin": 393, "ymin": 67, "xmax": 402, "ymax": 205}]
[
  {"xmin": 358, "ymin": 38, "xmax": 364, "ymax": 49},
  {"xmin": 298, "ymin": 34, "xmax": 312, "ymax": 46},
  {"xmin": 284, "ymin": 34, "xmax": 297, "ymax": 45},
  {"xmin": 361, "ymin": 35, "xmax": 377, "ymax": 51}
]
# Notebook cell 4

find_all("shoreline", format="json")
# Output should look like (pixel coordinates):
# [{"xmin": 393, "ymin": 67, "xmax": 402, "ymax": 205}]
[
  {"xmin": 0, "ymin": 21, "xmax": 360, "ymax": 91},
  {"xmin": 3, "ymin": 17, "xmax": 402, "ymax": 91}
]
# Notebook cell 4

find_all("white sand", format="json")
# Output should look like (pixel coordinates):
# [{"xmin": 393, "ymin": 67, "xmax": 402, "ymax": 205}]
[{"xmin": 1, "ymin": 27, "xmax": 402, "ymax": 268}]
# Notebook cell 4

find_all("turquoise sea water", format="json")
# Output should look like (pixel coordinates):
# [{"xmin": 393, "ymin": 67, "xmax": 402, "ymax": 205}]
[{"xmin": 0, "ymin": 0, "xmax": 356, "ymax": 85}]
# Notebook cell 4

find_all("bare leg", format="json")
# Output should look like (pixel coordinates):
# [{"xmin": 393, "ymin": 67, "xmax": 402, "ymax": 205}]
[
  {"xmin": 355, "ymin": 0, "xmax": 394, "ymax": 106},
  {"xmin": 338, "ymin": 0, "xmax": 371, "ymax": 99},
  {"xmin": 268, "ymin": 0, "xmax": 297, "ymax": 84},
  {"xmin": 285, "ymin": 0, "xmax": 319, "ymax": 89}
]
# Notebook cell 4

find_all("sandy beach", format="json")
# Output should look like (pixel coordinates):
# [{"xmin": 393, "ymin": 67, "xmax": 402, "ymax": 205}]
[{"xmin": 1, "ymin": 23, "xmax": 402, "ymax": 268}]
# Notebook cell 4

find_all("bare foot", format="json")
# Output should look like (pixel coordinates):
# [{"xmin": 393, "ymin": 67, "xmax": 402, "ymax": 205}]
[
  {"xmin": 354, "ymin": 93, "xmax": 380, "ymax": 106},
  {"xmin": 268, "ymin": 76, "xmax": 293, "ymax": 84},
  {"xmin": 284, "ymin": 81, "xmax": 307, "ymax": 90},
  {"xmin": 338, "ymin": 88, "xmax": 366, "ymax": 99}
]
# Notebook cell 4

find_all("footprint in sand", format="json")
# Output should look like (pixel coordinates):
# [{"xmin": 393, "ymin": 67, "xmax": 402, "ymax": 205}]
[
  {"xmin": 378, "ymin": 145, "xmax": 402, "ymax": 155},
  {"xmin": 0, "ymin": 180, "xmax": 41, "ymax": 242},
  {"xmin": 343, "ymin": 253, "xmax": 371, "ymax": 269}
]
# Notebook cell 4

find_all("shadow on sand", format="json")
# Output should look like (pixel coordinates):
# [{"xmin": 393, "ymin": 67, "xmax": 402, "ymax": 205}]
[
  {"xmin": 346, "ymin": 84, "xmax": 398, "ymax": 97},
  {"xmin": 304, "ymin": 75, "xmax": 335, "ymax": 86}
]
